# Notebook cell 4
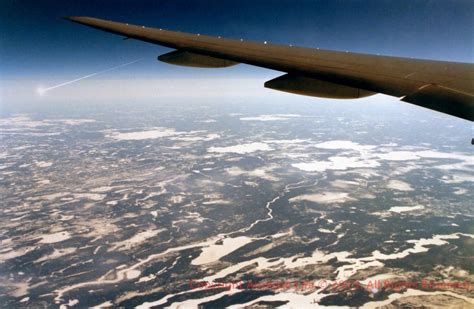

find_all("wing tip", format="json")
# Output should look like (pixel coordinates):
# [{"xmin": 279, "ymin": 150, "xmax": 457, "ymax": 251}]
[
  {"xmin": 63, "ymin": 16, "xmax": 82, "ymax": 21},
  {"xmin": 62, "ymin": 16, "xmax": 96, "ymax": 24}
]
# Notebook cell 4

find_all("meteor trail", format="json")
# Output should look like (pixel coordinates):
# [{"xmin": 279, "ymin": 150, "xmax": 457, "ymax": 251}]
[{"xmin": 37, "ymin": 59, "xmax": 142, "ymax": 95}]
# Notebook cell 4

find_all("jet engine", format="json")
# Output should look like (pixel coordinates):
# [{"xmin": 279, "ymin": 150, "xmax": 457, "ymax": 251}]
[{"xmin": 265, "ymin": 74, "xmax": 375, "ymax": 99}]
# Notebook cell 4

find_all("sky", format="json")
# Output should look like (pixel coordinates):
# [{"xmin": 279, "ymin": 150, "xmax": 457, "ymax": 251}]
[
  {"xmin": 0, "ymin": 0, "xmax": 473, "ymax": 108},
  {"xmin": 1, "ymin": 0, "xmax": 473, "ymax": 79}
]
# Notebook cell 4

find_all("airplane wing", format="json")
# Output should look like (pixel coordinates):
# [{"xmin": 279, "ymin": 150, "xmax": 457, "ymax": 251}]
[{"xmin": 66, "ymin": 16, "xmax": 474, "ymax": 121}]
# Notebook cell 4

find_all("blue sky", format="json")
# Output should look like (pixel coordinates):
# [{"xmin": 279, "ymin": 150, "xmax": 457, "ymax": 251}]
[{"xmin": 1, "ymin": 0, "xmax": 473, "ymax": 80}]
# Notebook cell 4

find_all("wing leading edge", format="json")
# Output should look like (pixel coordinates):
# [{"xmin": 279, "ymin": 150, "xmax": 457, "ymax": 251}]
[{"xmin": 65, "ymin": 16, "xmax": 474, "ymax": 121}]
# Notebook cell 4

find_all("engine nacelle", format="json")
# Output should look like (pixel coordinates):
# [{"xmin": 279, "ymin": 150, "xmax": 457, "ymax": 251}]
[
  {"xmin": 158, "ymin": 50, "xmax": 238, "ymax": 68},
  {"xmin": 264, "ymin": 74, "xmax": 375, "ymax": 99}
]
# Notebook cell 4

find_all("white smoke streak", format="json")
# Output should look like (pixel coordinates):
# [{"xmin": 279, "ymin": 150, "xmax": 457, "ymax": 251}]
[{"xmin": 37, "ymin": 59, "xmax": 142, "ymax": 95}]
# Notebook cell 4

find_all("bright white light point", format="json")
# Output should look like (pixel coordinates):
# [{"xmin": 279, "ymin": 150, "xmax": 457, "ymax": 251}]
[{"xmin": 37, "ymin": 87, "xmax": 46, "ymax": 96}]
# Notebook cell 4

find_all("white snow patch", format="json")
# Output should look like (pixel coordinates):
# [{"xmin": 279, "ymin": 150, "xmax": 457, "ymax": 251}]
[
  {"xmin": 375, "ymin": 151, "xmax": 421, "ymax": 161},
  {"xmin": 453, "ymin": 188, "xmax": 468, "ymax": 195},
  {"xmin": 35, "ymin": 161, "xmax": 53, "ymax": 168},
  {"xmin": 107, "ymin": 128, "xmax": 184, "ymax": 140},
  {"xmin": 202, "ymin": 199, "xmax": 232, "ymax": 205},
  {"xmin": 192, "ymin": 236, "xmax": 253, "ymax": 265},
  {"xmin": 389, "ymin": 205, "xmax": 425, "ymax": 213},
  {"xmin": 290, "ymin": 192, "xmax": 354, "ymax": 204},
  {"xmin": 73, "ymin": 193, "xmax": 106, "ymax": 201},
  {"xmin": 240, "ymin": 114, "xmax": 302, "ymax": 121},
  {"xmin": 90, "ymin": 186, "xmax": 114, "ymax": 193},
  {"xmin": 126, "ymin": 270, "xmax": 141, "ymax": 279},
  {"xmin": 138, "ymin": 274, "xmax": 156, "ymax": 283},
  {"xmin": 315, "ymin": 140, "xmax": 376, "ymax": 152},
  {"xmin": 112, "ymin": 229, "xmax": 164, "ymax": 250},
  {"xmin": 172, "ymin": 133, "xmax": 220, "ymax": 142},
  {"xmin": 39, "ymin": 231, "xmax": 71, "ymax": 244},
  {"xmin": 225, "ymin": 166, "xmax": 278, "ymax": 181},
  {"xmin": 318, "ymin": 228, "xmax": 333, "ymax": 234},
  {"xmin": 292, "ymin": 156, "xmax": 379, "ymax": 172},
  {"xmin": 387, "ymin": 180, "xmax": 414, "ymax": 191},
  {"xmin": 208, "ymin": 142, "xmax": 273, "ymax": 154},
  {"xmin": 56, "ymin": 119, "xmax": 95, "ymax": 125},
  {"xmin": 441, "ymin": 174, "xmax": 474, "ymax": 184}
]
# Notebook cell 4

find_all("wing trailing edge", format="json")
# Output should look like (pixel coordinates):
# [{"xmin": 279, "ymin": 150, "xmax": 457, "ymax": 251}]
[{"xmin": 402, "ymin": 84, "xmax": 474, "ymax": 121}]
